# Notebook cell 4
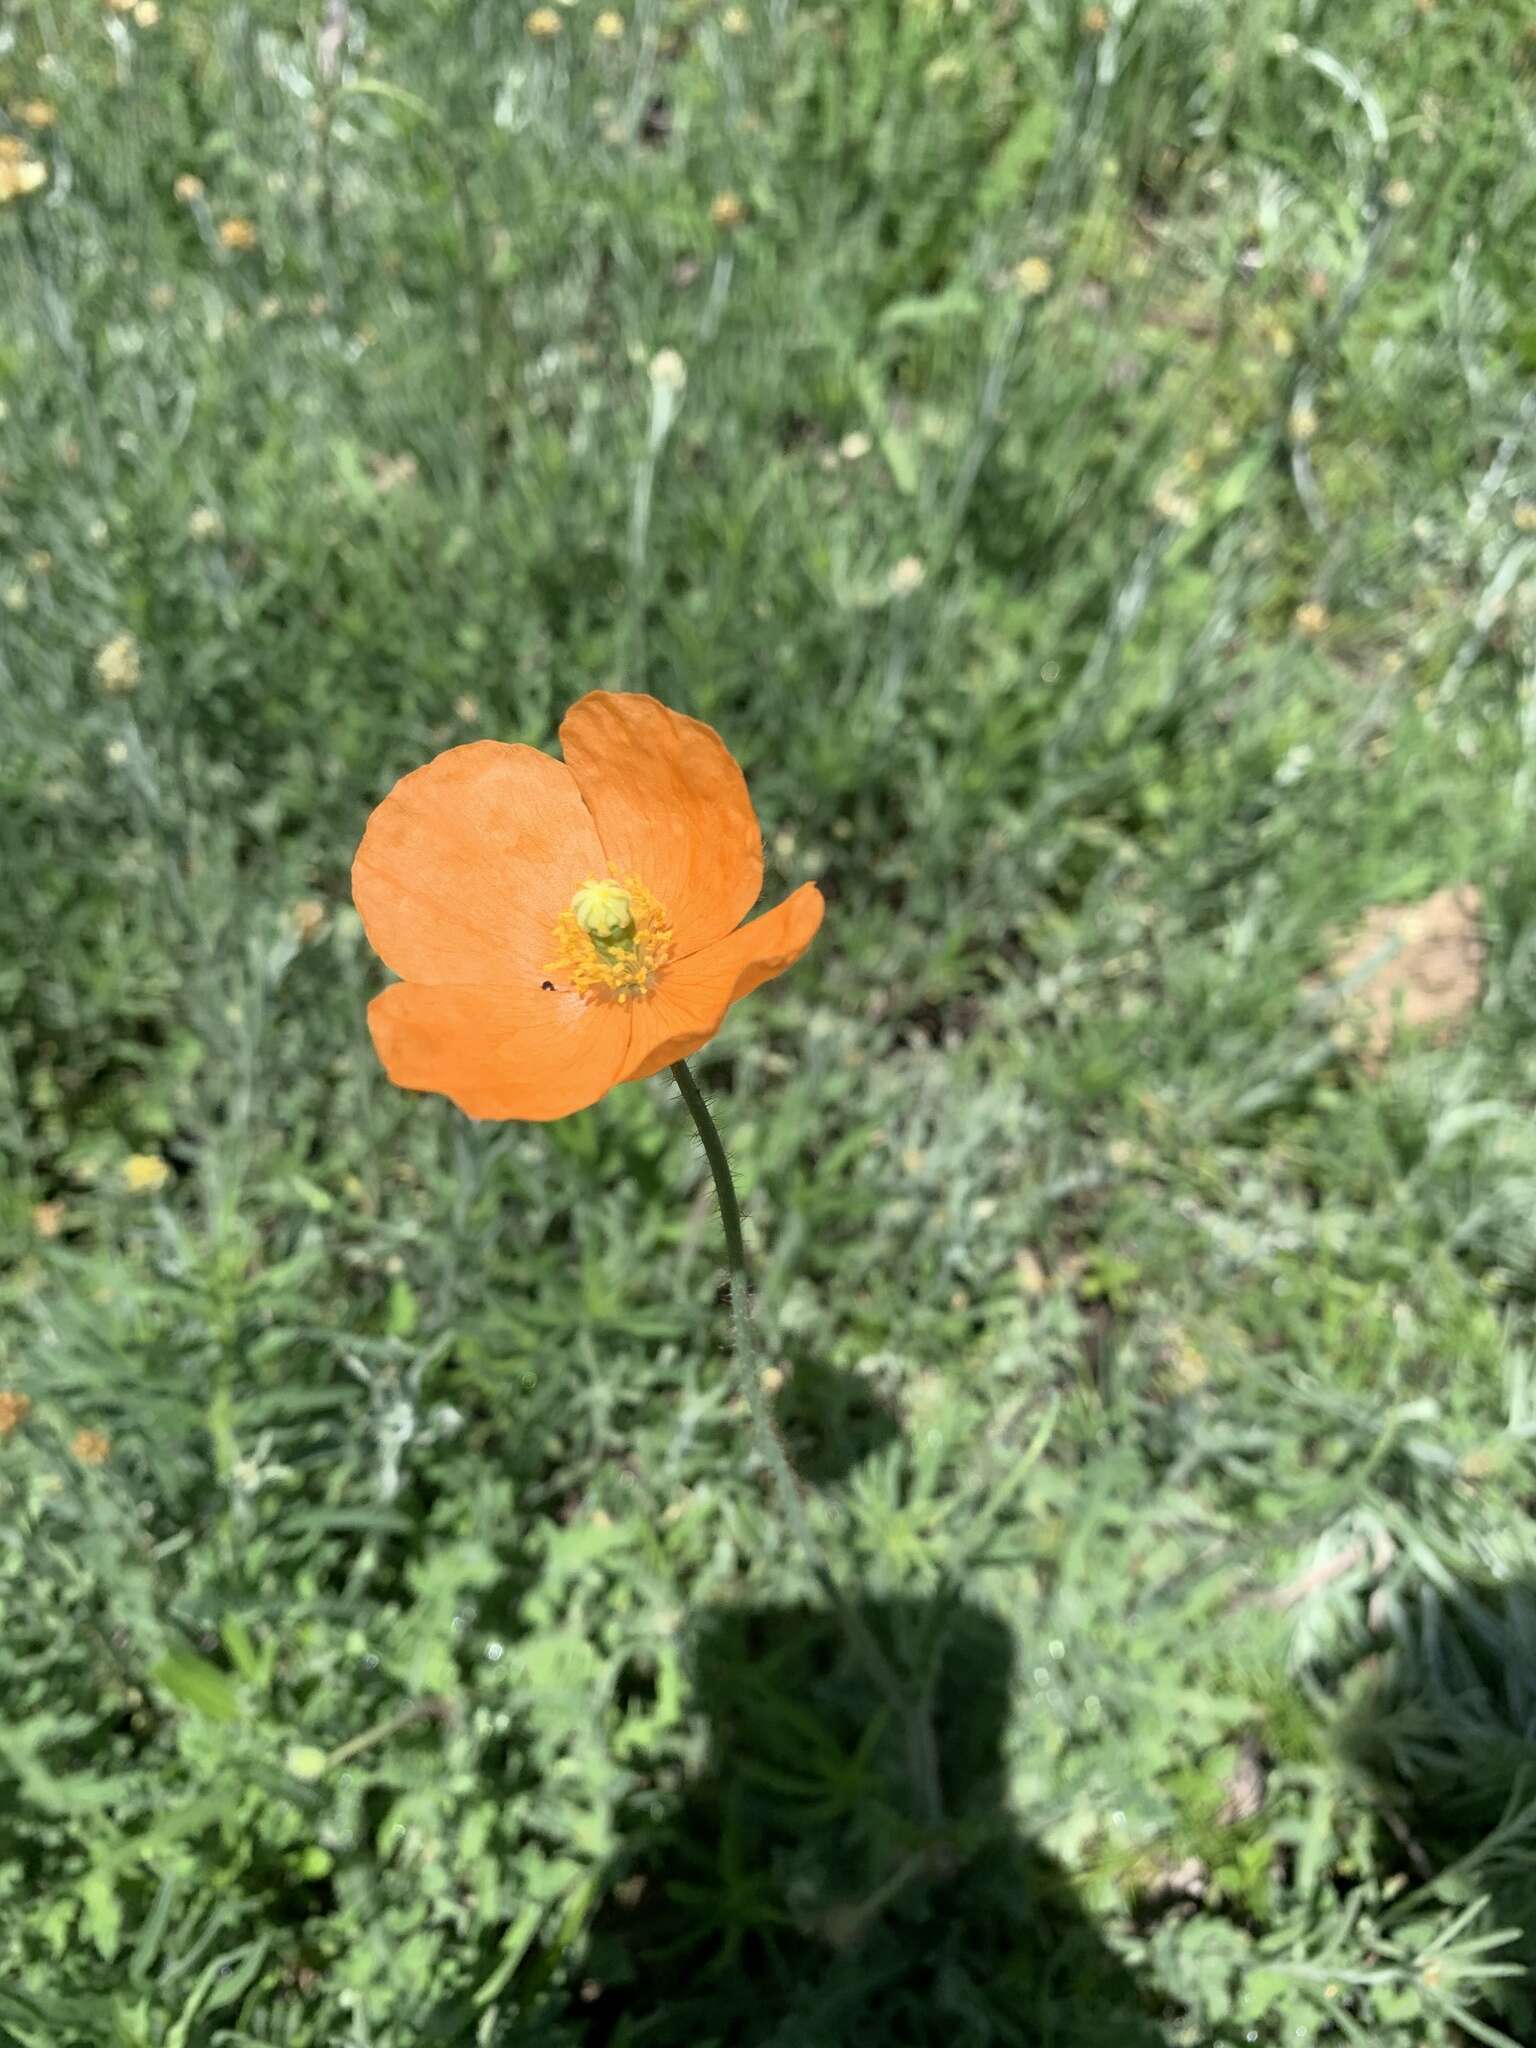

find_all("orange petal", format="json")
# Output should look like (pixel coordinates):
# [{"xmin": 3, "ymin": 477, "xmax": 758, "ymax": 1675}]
[
  {"xmin": 619, "ymin": 882, "xmax": 824, "ymax": 1082},
  {"xmin": 368, "ymin": 981, "xmax": 631, "ymax": 1121},
  {"xmin": 353, "ymin": 742, "xmax": 604, "ymax": 987},
  {"xmin": 559, "ymin": 693, "xmax": 763, "ymax": 959}
]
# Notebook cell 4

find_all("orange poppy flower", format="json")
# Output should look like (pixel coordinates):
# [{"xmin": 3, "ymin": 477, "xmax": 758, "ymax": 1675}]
[{"xmin": 353, "ymin": 692, "xmax": 824, "ymax": 1121}]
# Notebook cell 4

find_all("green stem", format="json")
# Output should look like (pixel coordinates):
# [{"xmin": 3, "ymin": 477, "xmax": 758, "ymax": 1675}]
[
  {"xmin": 325, "ymin": 1696, "xmax": 449, "ymax": 1771},
  {"xmin": 669, "ymin": 1058, "xmax": 943, "ymax": 1831}
]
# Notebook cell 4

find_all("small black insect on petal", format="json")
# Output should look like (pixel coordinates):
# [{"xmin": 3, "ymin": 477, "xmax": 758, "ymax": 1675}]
[{"xmin": 541, "ymin": 981, "xmax": 556, "ymax": 991}]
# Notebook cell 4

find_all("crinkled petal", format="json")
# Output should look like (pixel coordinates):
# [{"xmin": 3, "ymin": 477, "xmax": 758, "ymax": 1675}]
[
  {"xmin": 619, "ymin": 883, "xmax": 824, "ymax": 1082},
  {"xmin": 559, "ymin": 692, "xmax": 763, "ymax": 959},
  {"xmin": 368, "ymin": 981, "xmax": 631, "ymax": 1122},
  {"xmin": 353, "ymin": 742, "xmax": 604, "ymax": 987}
]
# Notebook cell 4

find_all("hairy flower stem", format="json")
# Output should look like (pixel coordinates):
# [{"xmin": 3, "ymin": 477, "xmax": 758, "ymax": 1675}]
[{"xmin": 670, "ymin": 1058, "xmax": 944, "ymax": 1832}]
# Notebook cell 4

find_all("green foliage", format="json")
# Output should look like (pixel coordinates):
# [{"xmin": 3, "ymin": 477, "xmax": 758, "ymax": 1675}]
[{"xmin": 4, "ymin": 0, "xmax": 1536, "ymax": 2041}]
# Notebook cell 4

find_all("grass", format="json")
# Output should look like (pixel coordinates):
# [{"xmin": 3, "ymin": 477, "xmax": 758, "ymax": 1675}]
[{"xmin": 4, "ymin": 0, "xmax": 1536, "ymax": 2041}]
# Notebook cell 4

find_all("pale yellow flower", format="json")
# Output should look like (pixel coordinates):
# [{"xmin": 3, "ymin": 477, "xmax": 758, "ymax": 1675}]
[
  {"xmin": 0, "ymin": 1391, "xmax": 32, "ymax": 1436},
  {"xmin": 218, "ymin": 216, "xmax": 258, "ymax": 251},
  {"xmin": 1012, "ymin": 256, "xmax": 1052, "ymax": 297},
  {"xmin": 173, "ymin": 172, "xmax": 204, "ymax": 202},
  {"xmin": 1294, "ymin": 600, "xmax": 1329, "ymax": 637},
  {"xmin": 290, "ymin": 898, "xmax": 327, "ymax": 942},
  {"xmin": 709, "ymin": 190, "xmax": 745, "ymax": 230},
  {"xmin": 838, "ymin": 431, "xmax": 872, "ymax": 462},
  {"xmin": 455, "ymin": 693, "xmax": 482, "ymax": 721},
  {"xmin": 70, "ymin": 1428, "xmax": 111, "ymax": 1466},
  {"xmin": 1514, "ymin": 502, "xmax": 1536, "ymax": 534},
  {"xmin": 95, "ymin": 633, "xmax": 142, "ymax": 694},
  {"xmin": 1384, "ymin": 177, "xmax": 1412, "ymax": 209},
  {"xmin": 2, "ymin": 581, "xmax": 27, "ymax": 613},
  {"xmin": 31, "ymin": 1201, "xmax": 65, "ymax": 1239},
  {"xmin": 122, "ymin": 1152, "xmax": 171, "ymax": 1194},
  {"xmin": 888, "ymin": 555, "xmax": 926, "ymax": 599},
  {"xmin": 25, "ymin": 550, "xmax": 53, "ymax": 575},
  {"xmin": 121, "ymin": 1152, "xmax": 171, "ymax": 1194},
  {"xmin": 595, "ymin": 9, "xmax": 625, "ymax": 36},
  {"xmin": 721, "ymin": 5, "xmax": 750, "ymax": 30},
  {"xmin": 648, "ymin": 347, "xmax": 687, "ymax": 392},
  {"xmin": 0, "ymin": 153, "xmax": 48, "ymax": 204},
  {"xmin": 1288, "ymin": 404, "xmax": 1317, "ymax": 443},
  {"xmin": 1152, "ymin": 483, "xmax": 1196, "ymax": 527},
  {"xmin": 526, "ymin": 7, "xmax": 562, "ymax": 35},
  {"xmin": 187, "ymin": 505, "xmax": 223, "ymax": 541},
  {"xmin": 134, "ymin": 0, "xmax": 160, "ymax": 25},
  {"xmin": 16, "ymin": 99, "xmax": 58, "ymax": 128},
  {"xmin": 148, "ymin": 282, "xmax": 176, "ymax": 310},
  {"xmin": 1081, "ymin": 4, "xmax": 1109, "ymax": 31}
]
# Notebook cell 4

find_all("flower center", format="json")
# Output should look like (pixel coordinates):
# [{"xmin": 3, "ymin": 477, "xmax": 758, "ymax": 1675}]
[
  {"xmin": 549, "ymin": 875, "xmax": 673, "ymax": 1003},
  {"xmin": 571, "ymin": 879, "xmax": 635, "ymax": 941}
]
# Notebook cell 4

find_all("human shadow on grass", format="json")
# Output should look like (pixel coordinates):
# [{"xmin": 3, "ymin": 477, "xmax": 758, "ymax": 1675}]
[
  {"xmin": 1334, "ymin": 1569, "xmax": 1536, "ymax": 2043},
  {"xmin": 569, "ymin": 1587, "xmax": 1168, "ymax": 2046}
]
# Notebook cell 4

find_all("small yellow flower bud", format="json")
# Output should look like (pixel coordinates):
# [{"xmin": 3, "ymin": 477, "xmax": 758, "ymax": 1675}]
[
  {"xmin": 95, "ymin": 633, "xmax": 142, "ymax": 694},
  {"xmin": 121, "ymin": 1153, "xmax": 171, "ymax": 1195},
  {"xmin": 0, "ymin": 154, "xmax": 47, "ymax": 203},
  {"xmin": 1012, "ymin": 256, "xmax": 1052, "ymax": 297}
]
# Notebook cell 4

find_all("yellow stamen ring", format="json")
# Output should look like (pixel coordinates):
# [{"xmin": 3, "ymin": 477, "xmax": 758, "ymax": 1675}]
[{"xmin": 549, "ymin": 875, "xmax": 673, "ymax": 1003}]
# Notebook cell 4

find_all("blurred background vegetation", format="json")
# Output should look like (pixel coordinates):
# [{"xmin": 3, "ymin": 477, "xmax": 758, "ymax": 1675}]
[{"xmin": 4, "ymin": 0, "xmax": 1536, "ymax": 2041}]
